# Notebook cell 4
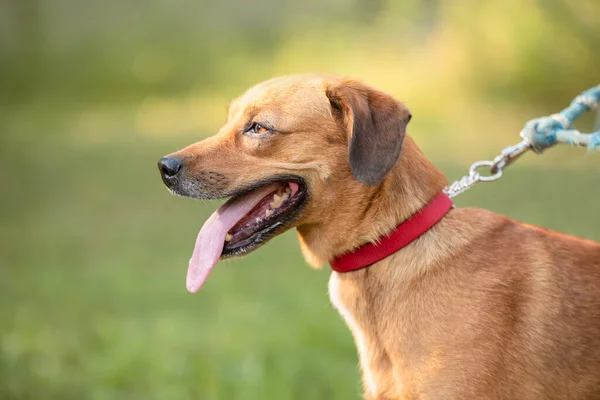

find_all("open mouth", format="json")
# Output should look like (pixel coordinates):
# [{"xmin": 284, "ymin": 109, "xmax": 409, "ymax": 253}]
[
  {"xmin": 186, "ymin": 179, "xmax": 307, "ymax": 293},
  {"xmin": 222, "ymin": 181, "xmax": 307, "ymax": 256}
]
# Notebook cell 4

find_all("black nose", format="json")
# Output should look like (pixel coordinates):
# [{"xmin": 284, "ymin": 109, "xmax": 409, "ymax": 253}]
[{"xmin": 158, "ymin": 157, "xmax": 182, "ymax": 181}]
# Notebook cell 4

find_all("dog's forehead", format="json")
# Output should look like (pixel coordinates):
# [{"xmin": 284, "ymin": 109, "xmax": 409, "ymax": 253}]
[{"xmin": 229, "ymin": 75, "xmax": 337, "ymax": 119}]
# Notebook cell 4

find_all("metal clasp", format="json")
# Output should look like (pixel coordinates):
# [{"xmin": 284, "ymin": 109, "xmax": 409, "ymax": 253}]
[
  {"xmin": 444, "ymin": 139, "xmax": 533, "ymax": 198},
  {"xmin": 490, "ymin": 139, "xmax": 532, "ymax": 174}
]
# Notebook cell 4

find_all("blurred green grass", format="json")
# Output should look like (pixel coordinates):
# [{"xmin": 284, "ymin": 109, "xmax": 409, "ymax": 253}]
[{"xmin": 1, "ymin": 105, "xmax": 599, "ymax": 399}]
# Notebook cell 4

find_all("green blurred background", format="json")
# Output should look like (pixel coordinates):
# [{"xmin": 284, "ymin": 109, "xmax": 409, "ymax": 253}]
[{"xmin": 1, "ymin": 0, "xmax": 599, "ymax": 399}]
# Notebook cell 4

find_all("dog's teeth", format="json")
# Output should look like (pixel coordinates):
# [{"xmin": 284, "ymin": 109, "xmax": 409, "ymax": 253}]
[
  {"xmin": 270, "ymin": 194, "xmax": 284, "ymax": 209},
  {"xmin": 266, "ymin": 209, "xmax": 274, "ymax": 217},
  {"xmin": 285, "ymin": 187, "xmax": 291, "ymax": 195},
  {"xmin": 225, "ymin": 233, "xmax": 232, "ymax": 242},
  {"xmin": 281, "ymin": 192, "xmax": 290, "ymax": 201}
]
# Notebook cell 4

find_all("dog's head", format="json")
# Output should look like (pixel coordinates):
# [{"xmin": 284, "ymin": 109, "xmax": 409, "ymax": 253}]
[{"xmin": 158, "ymin": 74, "xmax": 412, "ymax": 292}]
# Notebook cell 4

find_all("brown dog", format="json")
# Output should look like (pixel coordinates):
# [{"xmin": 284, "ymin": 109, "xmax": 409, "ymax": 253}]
[{"xmin": 158, "ymin": 74, "xmax": 600, "ymax": 399}]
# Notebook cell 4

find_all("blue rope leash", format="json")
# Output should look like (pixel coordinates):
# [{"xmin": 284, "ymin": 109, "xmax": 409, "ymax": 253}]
[
  {"xmin": 445, "ymin": 84, "xmax": 600, "ymax": 198},
  {"xmin": 521, "ymin": 85, "xmax": 600, "ymax": 153}
]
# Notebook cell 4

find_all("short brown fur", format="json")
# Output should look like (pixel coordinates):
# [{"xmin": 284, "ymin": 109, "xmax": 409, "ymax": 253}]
[{"xmin": 163, "ymin": 74, "xmax": 600, "ymax": 399}]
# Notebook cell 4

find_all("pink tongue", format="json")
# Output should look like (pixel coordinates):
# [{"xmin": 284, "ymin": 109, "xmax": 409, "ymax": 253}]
[{"xmin": 186, "ymin": 183, "xmax": 281, "ymax": 293}]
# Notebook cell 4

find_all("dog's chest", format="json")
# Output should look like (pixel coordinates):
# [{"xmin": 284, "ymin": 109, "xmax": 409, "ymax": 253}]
[{"xmin": 328, "ymin": 272, "xmax": 398, "ymax": 398}]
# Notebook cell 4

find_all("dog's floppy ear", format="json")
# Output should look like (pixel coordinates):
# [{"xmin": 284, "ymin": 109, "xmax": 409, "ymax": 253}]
[{"xmin": 326, "ymin": 80, "xmax": 411, "ymax": 186}]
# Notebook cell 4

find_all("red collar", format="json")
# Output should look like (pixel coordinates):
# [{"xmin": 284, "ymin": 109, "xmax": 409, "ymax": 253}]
[{"xmin": 329, "ymin": 192, "xmax": 453, "ymax": 272}]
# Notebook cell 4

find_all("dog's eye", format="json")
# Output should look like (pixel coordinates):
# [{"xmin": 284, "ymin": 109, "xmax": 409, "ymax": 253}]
[{"xmin": 246, "ymin": 122, "xmax": 269, "ymax": 135}]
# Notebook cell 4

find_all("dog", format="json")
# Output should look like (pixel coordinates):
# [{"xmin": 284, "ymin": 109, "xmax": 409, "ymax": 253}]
[{"xmin": 158, "ymin": 74, "xmax": 600, "ymax": 399}]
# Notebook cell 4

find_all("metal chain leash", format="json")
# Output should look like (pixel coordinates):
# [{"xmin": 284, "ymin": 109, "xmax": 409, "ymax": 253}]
[
  {"xmin": 444, "ymin": 85, "xmax": 600, "ymax": 199},
  {"xmin": 443, "ymin": 139, "xmax": 531, "ymax": 198}
]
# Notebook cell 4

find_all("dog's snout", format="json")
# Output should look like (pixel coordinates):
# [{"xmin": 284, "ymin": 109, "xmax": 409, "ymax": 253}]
[{"xmin": 158, "ymin": 156, "xmax": 183, "ymax": 182}]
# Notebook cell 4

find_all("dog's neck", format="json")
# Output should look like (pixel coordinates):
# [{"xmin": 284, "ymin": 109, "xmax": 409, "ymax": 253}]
[{"xmin": 296, "ymin": 137, "xmax": 448, "ymax": 268}]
